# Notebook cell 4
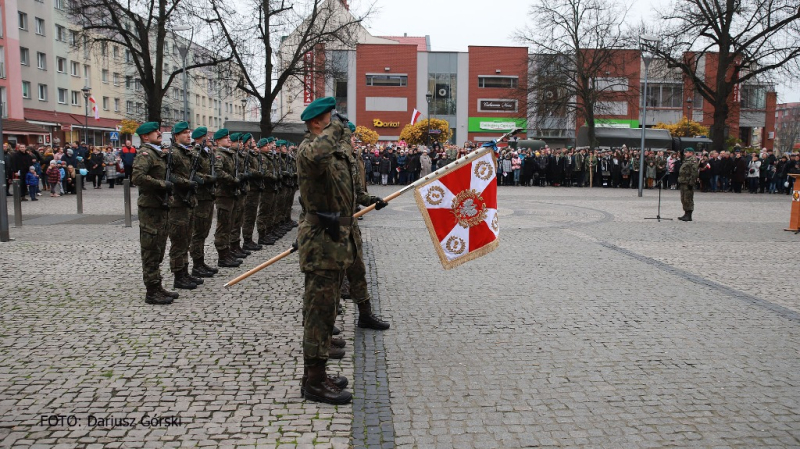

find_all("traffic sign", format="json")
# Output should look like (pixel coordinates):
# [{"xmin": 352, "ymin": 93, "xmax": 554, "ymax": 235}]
[{"xmin": 109, "ymin": 132, "xmax": 119, "ymax": 141}]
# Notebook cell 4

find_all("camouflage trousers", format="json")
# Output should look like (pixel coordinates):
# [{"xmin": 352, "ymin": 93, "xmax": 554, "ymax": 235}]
[
  {"xmin": 214, "ymin": 197, "xmax": 236, "ymax": 252},
  {"xmin": 190, "ymin": 199, "xmax": 214, "ymax": 261},
  {"xmin": 231, "ymin": 194, "xmax": 246, "ymax": 245},
  {"xmin": 168, "ymin": 205, "xmax": 194, "ymax": 272},
  {"xmin": 680, "ymin": 184, "xmax": 694, "ymax": 212},
  {"xmin": 303, "ymin": 270, "xmax": 344, "ymax": 363},
  {"xmin": 343, "ymin": 227, "xmax": 368, "ymax": 304},
  {"xmin": 242, "ymin": 189, "xmax": 261, "ymax": 241},
  {"xmin": 256, "ymin": 189, "xmax": 278, "ymax": 236},
  {"xmin": 138, "ymin": 206, "xmax": 169, "ymax": 287}
]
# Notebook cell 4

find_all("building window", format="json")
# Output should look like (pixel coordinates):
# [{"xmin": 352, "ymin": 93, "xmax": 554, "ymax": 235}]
[
  {"xmin": 35, "ymin": 18, "xmax": 45, "ymax": 35},
  {"xmin": 114, "ymin": 98, "xmax": 120, "ymax": 112},
  {"xmin": 102, "ymin": 96, "xmax": 109, "ymax": 110},
  {"xmin": 70, "ymin": 60, "xmax": 79, "ymax": 76},
  {"xmin": 71, "ymin": 90, "xmax": 80, "ymax": 105},
  {"xmin": 55, "ymin": 25, "xmax": 66, "ymax": 42},
  {"xmin": 36, "ymin": 52, "xmax": 46, "ymax": 70},
  {"xmin": 125, "ymin": 49, "xmax": 131, "ymax": 62},
  {"xmin": 57, "ymin": 88, "xmax": 67, "ymax": 104},
  {"xmin": 69, "ymin": 30, "xmax": 78, "ymax": 46},
  {"xmin": 18, "ymin": 12, "xmax": 27, "ymax": 31},
  {"xmin": 83, "ymin": 64, "xmax": 90, "ymax": 81},
  {"xmin": 56, "ymin": 57, "xmax": 66, "ymax": 73},
  {"xmin": 22, "ymin": 81, "xmax": 31, "ymax": 99},
  {"xmin": 593, "ymin": 77, "xmax": 629, "ymax": 92},
  {"xmin": 740, "ymin": 85, "xmax": 767, "ymax": 110},
  {"xmin": 645, "ymin": 83, "xmax": 683, "ymax": 108},
  {"xmin": 20, "ymin": 48, "xmax": 29, "ymax": 65},
  {"xmin": 112, "ymin": 45, "xmax": 119, "ymax": 59},
  {"xmin": 55, "ymin": 0, "xmax": 67, "ymax": 10},
  {"xmin": 100, "ymin": 42, "xmax": 107, "ymax": 56},
  {"xmin": 125, "ymin": 75, "xmax": 132, "ymax": 89},
  {"xmin": 428, "ymin": 72, "xmax": 457, "ymax": 116},
  {"xmin": 365, "ymin": 74, "xmax": 407, "ymax": 87},
  {"xmin": 38, "ymin": 84, "xmax": 47, "ymax": 101},
  {"xmin": 478, "ymin": 76, "xmax": 518, "ymax": 89},
  {"xmin": 112, "ymin": 72, "xmax": 119, "ymax": 86},
  {"xmin": 126, "ymin": 100, "xmax": 133, "ymax": 113},
  {"xmin": 134, "ymin": 78, "xmax": 141, "ymax": 91},
  {"xmin": 196, "ymin": 94, "xmax": 200, "ymax": 105},
  {"xmin": 102, "ymin": 69, "xmax": 108, "ymax": 83}
]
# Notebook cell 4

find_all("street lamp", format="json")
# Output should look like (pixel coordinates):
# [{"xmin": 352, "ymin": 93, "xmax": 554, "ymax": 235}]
[
  {"xmin": 241, "ymin": 98, "xmax": 247, "ymax": 121},
  {"xmin": 638, "ymin": 35, "xmax": 660, "ymax": 198},
  {"xmin": 172, "ymin": 25, "xmax": 194, "ymax": 123},
  {"xmin": 425, "ymin": 91, "xmax": 432, "ymax": 148},
  {"xmin": 81, "ymin": 85, "xmax": 91, "ymax": 145}
]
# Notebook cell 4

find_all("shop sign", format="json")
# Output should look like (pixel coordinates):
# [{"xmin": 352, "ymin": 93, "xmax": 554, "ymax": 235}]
[
  {"xmin": 373, "ymin": 119, "xmax": 400, "ymax": 128},
  {"xmin": 468, "ymin": 117, "xmax": 527, "ymax": 133},
  {"xmin": 478, "ymin": 99, "xmax": 517, "ymax": 112}
]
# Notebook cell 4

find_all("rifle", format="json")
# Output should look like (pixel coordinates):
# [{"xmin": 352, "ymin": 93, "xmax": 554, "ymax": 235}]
[
  {"xmin": 207, "ymin": 141, "xmax": 216, "ymax": 179},
  {"xmin": 256, "ymin": 151, "xmax": 265, "ymax": 192},
  {"xmin": 240, "ymin": 150, "xmax": 250, "ymax": 195},
  {"xmin": 271, "ymin": 152, "xmax": 279, "ymax": 192},
  {"xmin": 233, "ymin": 149, "xmax": 241, "ymax": 197},
  {"xmin": 162, "ymin": 147, "xmax": 173, "ymax": 209},
  {"xmin": 182, "ymin": 149, "xmax": 200, "ymax": 206}
]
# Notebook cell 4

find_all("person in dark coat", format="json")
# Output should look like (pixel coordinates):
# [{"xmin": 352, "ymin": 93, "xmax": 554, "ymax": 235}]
[
  {"xmin": 87, "ymin": 146, "xmax": 105, "ymax": 188},
  {"xmin": 379, "ymin": 153, "xmax": 391, "ymax": 185},
  {"xmin": 731, "ymin": 151, "xmax": 748, "ymax": 193}
]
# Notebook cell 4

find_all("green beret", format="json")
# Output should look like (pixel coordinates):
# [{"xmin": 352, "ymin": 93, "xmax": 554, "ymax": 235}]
[
  {"xmin": 230, "ymin": 133, "xmax": 241, "ymax": 142},
  {"xmin": 266, "ymin": 137, "xmax": 276, "ymax": 143},
  {"xmin": 276, "ymin": 140, "xmax": 287, "ymax": 146},
  {"xmin": 191, "ymin": 127, "xmax": 208, "ymax": 140},
  {"xmin": 685, "ymin": 147, "xmax": 695, "ymax": 152},
  {"xmin": 300, "ymin": 96, "xmax": 336, "ymax": 121},
  {"xmin": 213, "ymin": 128, "xmax": 230, "ymax": 140},
  {"xmin": 347, "ymin": 121, "xmax": 356, "ymax": 132},
  {"xmin": 256, "ymin": 138, "xmax": 269, "ymax": 148},
  {"xmin": 135, "ymin": 122, "xmax": 159, "ymax": 135},
  {"xmin": 172, "ymin": 121, "xmax": 190, "ymax": 134},
  {"xmin": 242, "ymin": 133, "xmax": 253, "ymax": 143}
]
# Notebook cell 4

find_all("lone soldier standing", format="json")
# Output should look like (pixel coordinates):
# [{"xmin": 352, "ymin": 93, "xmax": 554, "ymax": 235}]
[
  {"xmin": 168, "ymin": 121, "xmax": 203, "ymax": 290},
  {"xmin": 131, "ymin": 122, "xmax": 178, "ymax": 305},
  {"xmin": 296, "ymin": 97, "xmax": 356, "ymax": 404},
  {"xmin": 212, "ymin": 129, "xmax": 243, "ymax": 268},
  {"xmin": 678, "ymin": 147, "xmax": 699, "ymax": 221},
  {"xmin": 189, "ymin": 126, "xmax": 219, "ymax": 278}
]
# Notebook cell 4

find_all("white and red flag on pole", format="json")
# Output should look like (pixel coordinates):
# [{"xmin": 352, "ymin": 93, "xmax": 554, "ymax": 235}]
[
  {"xmin": 90, "ymin": 96, "xmax": 99, "ymax": 120},
  {"xmin": 410, "ymin": 108, "xmax": 422, "ymax": 125},
  {"xmin": 414, "ymin": 147, "xmax": 499, "ymax": 269}
]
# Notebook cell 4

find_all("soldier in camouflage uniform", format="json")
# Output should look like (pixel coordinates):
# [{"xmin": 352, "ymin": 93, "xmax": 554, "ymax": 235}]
[
  {"xmin": 242, "ymin": 134, "xmax": 264, "ymax": 251},
  {"xmin": 189, "ymin": 127, "xmax": 219, "ymax": 278},
  {"xmin": 131, "ymin": 122, "xmax": 177, "ymax": 305},
  {"xmin": 212, "ymin": 129, "xmax": 243, "ymax": 268},
  {"xmin": 256, "ymin": 138, "xmax": 280, "ymax": 245},
  {"xmin": 340, "ymin": 122, "xmax": 390, "ymax": 330},
  {"xmin": 167, "ymin": 122, "xmax": 204, "ymax": 290},
  {"xmin": 295, "ymin": 97, "xmax": 359, "ymax": 405},
  {"xmin": 230, "ymin": 134, "xmax": 251, "ymax": 259},
  {"xmin": 678, "ymin": 147, "xmax": 699, "ymax": 221}
]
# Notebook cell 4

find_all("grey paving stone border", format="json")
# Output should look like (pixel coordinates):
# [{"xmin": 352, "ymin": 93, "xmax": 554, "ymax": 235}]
[{"xmin": 351, "ymin": 240, "xmax": 395, "ymax": 449}]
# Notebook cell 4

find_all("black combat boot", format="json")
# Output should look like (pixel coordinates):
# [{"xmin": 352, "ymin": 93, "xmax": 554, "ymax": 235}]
[
  {"xmin": 357, "ymin": 300, "xmax": 391, "ymax": 330},
  {"xmin": 303, "ymin": 362, "xmax": 352, "ymax": 405},
  {"xmin": 201, "ymin": 258, "xmax": 219, "ymax": 274},
  {"xmin": 243, "ymin": 238, "xmax": 263, "ymax": 251},
  {"xmin": 332, "ymin": 325, "xmax": 341, "ymax": 335},
  {"xmin": 290, "ymin": 219, "xmax": 298, "ymax": 228},
  {"xmin": 678, "ymin": 211, "xmax": 693, "ymax": 222},
  {"xmin": 184, "ymin": 267, "xmax": 204, "ymax": 285},
  {"xmin": 218, "ymin": 250, "xmax": 243, "ymax": 267},
  {"xmin": 331, "ymin": 337, "xmax": 346, "ymax": 348},
  {"xmin": 192, "ymin": 262, "xmax": 214, "ymax": 278},
  {"xmin": 300, "ymin": 364, "xmax": 349, "ymax": 398},
  {"xmin": 158, "ymin": 284, "xmax": 179, "ymax": 299},
  {"xmin": 328, "ymin": 345, "xmax": 345, "ymax": 359},
  {"xmin": 173, "ymin": 271, "xmax": 198, "ymax": 290},
  {"xmin": 230, "ymin": 244, "xmax": 248, "ymax": 259},
  {"xmin": 145, "ymin": 284, "xmax": 173, "ymax": 305},
  {"xmin": 257, "ymin": 233, "xmax": 269, "ymax": 245}
]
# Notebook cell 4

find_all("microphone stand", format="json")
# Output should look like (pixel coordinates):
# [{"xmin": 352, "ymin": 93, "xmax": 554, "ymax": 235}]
[{"xmin": 645, "ymin": 171, "xmax": 672, "ymax": 222}]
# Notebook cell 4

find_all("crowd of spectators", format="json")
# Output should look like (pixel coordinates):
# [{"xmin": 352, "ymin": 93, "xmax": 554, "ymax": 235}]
[
  {"xmin": 356, "ymin": 142, "xmax": 800, "ymax": 195},
  {"xmin": 3, "ymin": 140, "xmax": 130, "ymax": 200}
]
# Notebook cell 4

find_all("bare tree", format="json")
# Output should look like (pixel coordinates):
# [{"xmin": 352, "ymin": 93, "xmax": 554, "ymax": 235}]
[
  {"xmin": 199, "ymin": 0, "xmax": 372, "ymax": 135},
  {"xmin": 652, "ymin": 0, "xmax": 800, "ymax": 152},
  {"xmin": 517, "ymin": 0, "xmax": 635, "ymax": 150},
  {"xmin": 69, "ymin": 0, "xmax": 231, "ymax": 123}
]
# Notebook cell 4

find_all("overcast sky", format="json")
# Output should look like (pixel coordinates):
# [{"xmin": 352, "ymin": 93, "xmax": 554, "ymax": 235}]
[{"xmin": 360, "ymin": 0, "xmax": 798, "ymax": 103}]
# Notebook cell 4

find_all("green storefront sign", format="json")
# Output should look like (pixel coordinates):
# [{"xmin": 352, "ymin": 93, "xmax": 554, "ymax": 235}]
[
  {"xmin": 595, "ymin": 118, "xmax": 640, "ymax": 128},
  {"xmin": 468, "ymin": 117, "xmax": 527, "ymax": 133}
]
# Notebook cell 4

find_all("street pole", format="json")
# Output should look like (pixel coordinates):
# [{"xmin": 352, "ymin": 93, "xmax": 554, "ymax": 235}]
[
  {"xmin": 638, "ymin": 36, "xmax": 659, "ymax": 198},
  {"xmin": 426, "ymin": 91, "xmax": 432, "ymax": 148},
  {"xmin": 0, "ymin": 119, "xmax": 10, "ymax": 241},
  {"xmin": 182, "ymin": 49, "xmax": 188, "ymax": 122}
]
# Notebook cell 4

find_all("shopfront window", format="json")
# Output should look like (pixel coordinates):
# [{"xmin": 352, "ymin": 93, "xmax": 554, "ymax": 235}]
[
  {"xmin": 644, "ymin": 83, "xmax": 683, "ymax": 108},
  {"xmin": 366, "ymin": 74, "xmax": 407, "ymax": 87},
  {"xmin": 428, "ymin": 72, "xmax": 457, "ymax": 116},
  {"xmin": 478, "ymin": 76, "xmax": 518, "ymax": 89}
]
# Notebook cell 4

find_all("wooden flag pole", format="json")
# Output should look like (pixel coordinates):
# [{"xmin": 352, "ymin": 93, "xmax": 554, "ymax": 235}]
[{"xmin": 224, "ymin": 128, "xmax": 523, "ymax": 287}]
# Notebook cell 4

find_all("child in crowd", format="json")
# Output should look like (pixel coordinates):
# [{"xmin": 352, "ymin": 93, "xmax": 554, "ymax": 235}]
[
  {"xmin": 646, "ymin": 161, "xmax": 657, "ymax": 189},
  {"xmin": 46, "ymin": 161, "xmax": 61, "ymax": 197},
  {"xmin": 25, "ymin": 167, "xmax": 40, "ymax": 201}
]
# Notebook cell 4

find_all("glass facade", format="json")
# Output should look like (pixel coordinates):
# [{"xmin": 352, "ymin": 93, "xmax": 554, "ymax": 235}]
[
  {"xmin": 428, "ymin": 53, "xmax": 458, "ymax": 118},
  {"xmin": 330, "ymin": 50, "xmax": 348, "ymax": 115}
]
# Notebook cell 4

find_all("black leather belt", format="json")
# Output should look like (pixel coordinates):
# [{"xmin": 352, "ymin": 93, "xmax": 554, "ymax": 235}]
[{"xmin": 305, "ymin": 213, "xmax": 354, "ymax": 226}]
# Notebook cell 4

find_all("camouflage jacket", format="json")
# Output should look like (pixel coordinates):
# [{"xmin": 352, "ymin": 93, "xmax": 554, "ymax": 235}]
[
  {"xmin": 296, "ymin": 120, "xmax": 355, "ymax": 272},
  {"xmin": 247, "ymin": 150, "xmax": 265, "ymax": 191},
  {"xmin": 213, "ymin": 147, "xmax": 239, "ymax": 198},
  {"xmin": 236, "ymin": 150, "xmax": 250, "ymax": 195},
  {"xmin": 262, "ymin": 152, "xmax": 280, "ymax": 188},
  {"xmin": 342, "ymin": 129, "xmax": 374, "ymax": 208},
  {"xmin": 192, "ymin": 142, "xmax": 215, "ymax": 202},
  {"xmin": 168, "ymin": 142, "xmax": 198, "ymax": 209},
  {"xmin": 131, "ymin": 143, "xmax": 170, "ymax": 209},
  {"xmin": 678, "ymin": 156, "xmax": 699, "ymax": 185}
]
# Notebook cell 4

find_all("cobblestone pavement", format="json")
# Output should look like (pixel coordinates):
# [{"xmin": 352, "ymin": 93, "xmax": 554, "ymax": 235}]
[{"xmin": 2, "ymin": 185, "xmax": 800, "ymax": 448}]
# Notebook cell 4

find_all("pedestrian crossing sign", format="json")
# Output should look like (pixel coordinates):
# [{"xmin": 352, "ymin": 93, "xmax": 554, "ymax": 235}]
[{"xmin": 110, "ymin": 132, "xmax": 120, "ymax": 141}]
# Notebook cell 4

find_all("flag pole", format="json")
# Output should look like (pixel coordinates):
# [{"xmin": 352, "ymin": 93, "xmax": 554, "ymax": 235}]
[{"xmin": 224, "ymin": 128, "xmax": 522, "ymax": 287}]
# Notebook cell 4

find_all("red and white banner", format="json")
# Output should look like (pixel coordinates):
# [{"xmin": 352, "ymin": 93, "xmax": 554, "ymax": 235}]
[
  {"xmin": 303, "ymin": 52, "xmax": 314, "ymax": 105},
  {"xmin": 89, "ymin": 96, "xmax": 99, "ymax": 120},
  {"xmin": 410, "ymin": 108, "xmax": 422, "ymax": 125},
  {"xmin": 414, "ymin": 148, "xmax": 499, "ymax": 269}
]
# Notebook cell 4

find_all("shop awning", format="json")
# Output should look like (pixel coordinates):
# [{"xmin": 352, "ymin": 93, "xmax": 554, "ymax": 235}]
[
  {"xmin": 576, "ymin": 127, "xmax": 672, "ymax": 149},
  {"xmin": 1, "ymin": 119, "xmax": 49, "ymax": 135},
  {"xmin": 24, "ymin": 108, "xmax": 121, "ymax": 132}
]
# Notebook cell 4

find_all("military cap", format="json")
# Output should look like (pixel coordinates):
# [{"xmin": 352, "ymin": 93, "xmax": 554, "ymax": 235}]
[
  {"xmin": 136, "ymin": 122, "xmax": 160, "ymax": 135},
  {"xmin": 256, "ymin": 138, "xmax": 269, "ymax": 148},
  {"xmin": 213, "ymin": 128, "xmax": 230, "ymax": 140},
  {"xmin": 172, "ymin": 121, "xmax": 190, "ymax": 134},
  {"xmin": 300, "ymin": 96, "xmax": 336, "ymax": 121},
  {"xmin": 242, "ymin": 133, "xmax": 253, "ymax": 143},
  {"xmin": 347, "ymin": 121, "xmax": 356, "ymax": 132},
  {"xmin": 685, "ymin": 147, "xmax": 695, "ymax": 153},
  {"xmin": 230, "ymin": 132, "xmax": 241, "ymax": 142},
  {"xmin": 276, "ymin": 140, "xmax": 287, "ymax": 146},
  {"xmin": 191, "ymin": 127, "xmax": 208, "ymax": 139},
  {"xmin": 266, "ymin": 137, "xmax": 276, "ymax": 143}
]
